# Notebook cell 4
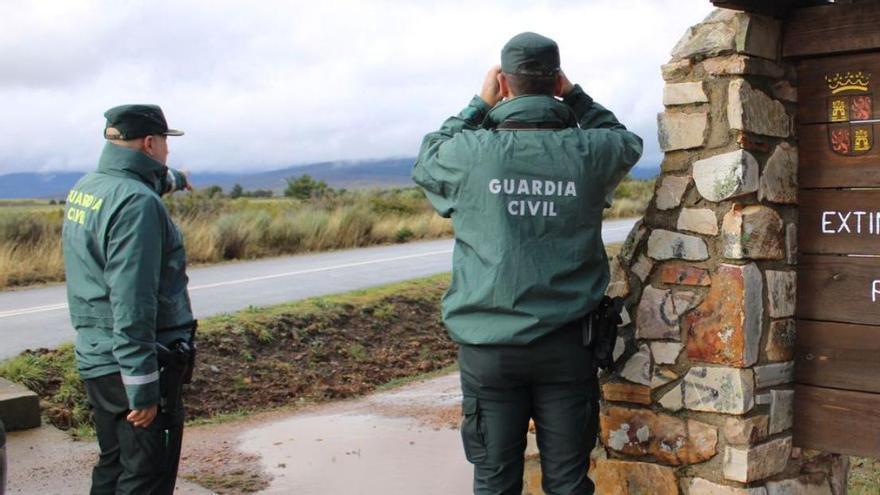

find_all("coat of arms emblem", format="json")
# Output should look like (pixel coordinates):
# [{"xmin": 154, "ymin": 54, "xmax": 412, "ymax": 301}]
[{"xmin": 827, "ymin": 71, "xmax": 873, "ymax": 156}]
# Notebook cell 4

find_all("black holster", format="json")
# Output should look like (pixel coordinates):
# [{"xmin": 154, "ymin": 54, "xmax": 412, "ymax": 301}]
[
  {"xmin": 156, "ymin": 321, "xmax": 197, "ymax": 416},
  {"xmin": 582, "ymin": 296, "xmax": 624, "ymax": 371}
]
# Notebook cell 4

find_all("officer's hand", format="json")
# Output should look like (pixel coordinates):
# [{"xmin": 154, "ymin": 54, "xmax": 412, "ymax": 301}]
[
  {"xmin": 127, "ymin": 405, "xmax": 158, "ymax": 428},
  {"xmin": 557, "ymin": 70, "xmax": 574, "ymax": 98},
  {"xmin": 480, "ymin": 65, "xmax": 503, "ymax": 107},
  {"xmin": 181, "ymin": 169, "xmax": 193, "ymax": 192}
]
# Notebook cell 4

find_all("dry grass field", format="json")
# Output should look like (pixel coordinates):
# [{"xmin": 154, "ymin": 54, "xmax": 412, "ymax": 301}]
[{"xmin": 0, "ymin": 177, "xmax": 653, "ymax": 289}]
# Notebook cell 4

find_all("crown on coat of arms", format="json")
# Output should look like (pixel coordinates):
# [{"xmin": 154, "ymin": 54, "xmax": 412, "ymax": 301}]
[{"xmin": 826, "ymin": 71, "xmax": 871, "ymax": 94}]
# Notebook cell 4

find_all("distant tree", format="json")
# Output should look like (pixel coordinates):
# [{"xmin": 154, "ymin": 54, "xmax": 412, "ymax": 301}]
[
  {"xmin": 203, "ymin": 185, "xmax": 224, "ymax": 198},
  {"xmin": 243, "ymin": 189, "xmax": 273, "ymax": 198},
  {"xmin": 49, "ymin": 199, "xmax": 57, "ymax": 205},
  {"xmin": 284, "ymin": 174, "xmax": 329, "ymax": 199},
  {"xmin": 230, "ymin": 183, "xmax": 243, "ymax": 199}
]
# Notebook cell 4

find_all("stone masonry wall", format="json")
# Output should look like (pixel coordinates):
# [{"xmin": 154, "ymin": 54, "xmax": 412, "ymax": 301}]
[{"xmin": 523, "ymin": 8, "xmax": 848, "ymax": 495}]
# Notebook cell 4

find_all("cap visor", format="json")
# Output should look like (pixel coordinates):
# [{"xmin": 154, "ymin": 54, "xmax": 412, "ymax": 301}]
[{"xmin": 164, "ymin": 129, "xmax": 185, "ymax": 136}]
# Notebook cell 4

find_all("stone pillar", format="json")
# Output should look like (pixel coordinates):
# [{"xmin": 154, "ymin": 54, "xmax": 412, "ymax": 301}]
[{"xmin": 584, "ymin": 8, "xmax": 847, "ymax": 495}]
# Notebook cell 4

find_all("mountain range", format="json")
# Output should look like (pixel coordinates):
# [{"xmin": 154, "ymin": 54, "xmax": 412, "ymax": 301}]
[{"xmin": 0, "ymin": 158, "xmax": 658, "ymax": 199}]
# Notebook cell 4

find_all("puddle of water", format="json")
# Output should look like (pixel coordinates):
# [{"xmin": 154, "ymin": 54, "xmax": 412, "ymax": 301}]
[{"xmin": 239, "ymin": 412, "xmax": 472, "ymax": 494}]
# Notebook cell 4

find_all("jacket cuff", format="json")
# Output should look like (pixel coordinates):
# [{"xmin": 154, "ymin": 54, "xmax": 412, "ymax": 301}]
[
  {"xmin": 562, "ymin": 84, "xmax": 594, "ymax": 120},
  {"xmin": 164, "ymin": 168, "xmax": 188, "ymax": 194},
  {"xmin": 123, "ymin": 375, "xmax": 160, "ymax": 410},
  {"xmin": 460, "ymin": 96, "xmax": 492, "ymax": 125}
]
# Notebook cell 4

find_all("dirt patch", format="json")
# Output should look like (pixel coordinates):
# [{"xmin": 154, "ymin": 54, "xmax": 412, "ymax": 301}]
[
  {"xmin": 369, "ymin": 402, "xmax": 461, "ymax": 431},
  {"xmin": 2, "ymin": 276, "xmax": 456, "ymax": 436},
  {"xmin": 187, "ymin": 292, "xmax": 456, "ymax": 419},
  {"xmin": 179, "ymin": 430, "xmax": 271, "ymax": 494}
]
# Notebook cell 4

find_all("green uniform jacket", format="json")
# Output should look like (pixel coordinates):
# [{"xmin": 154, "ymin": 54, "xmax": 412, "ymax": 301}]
[
  {"xmin": 413, "ymin": 85, "xmax": 643, "ymax": 345},
  {"xmin": 62, "ymin": 143, "xmax": 193, "ymax": 409}
]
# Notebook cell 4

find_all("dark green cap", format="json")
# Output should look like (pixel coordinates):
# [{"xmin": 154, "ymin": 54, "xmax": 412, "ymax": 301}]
[
  {"xmin": 103, "ymin": 104, "xmax": 184, "ymax": 140},
  {"xmin": 501, "ymin": 32, "xmax": 560, "ymax": 76}
]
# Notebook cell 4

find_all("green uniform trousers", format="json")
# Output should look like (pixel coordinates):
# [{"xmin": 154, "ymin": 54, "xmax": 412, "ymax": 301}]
[
  {"xmin": 84, "ymin": 372, "xmax": 184, "ymax": 495},
  {"xmin": 458, "ymin": 321, "xmax": 600, "ymax": 495}
]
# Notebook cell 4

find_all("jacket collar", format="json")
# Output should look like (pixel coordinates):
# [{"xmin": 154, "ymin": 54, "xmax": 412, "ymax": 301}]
[
  {"xmin": 483, "ymin": 94, "xmax": 578, "ymax": 129},
  {"xmin": 96, "ymin": 142, "xmax": 167, "ymax": 194}
]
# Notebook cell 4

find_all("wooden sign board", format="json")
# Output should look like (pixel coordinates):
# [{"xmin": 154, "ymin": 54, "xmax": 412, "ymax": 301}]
[
  {"xmin": 798, "ymin": 52, "xmax": 880, "ymax": 125},
  {"xmin": 797, "ymin": 254, "xmax": 880, "ymax": 325},
  {"xmin": 792, "ymin": 6, "xmax": 880, "ymax": 459},
  {"xmin": 793, "ymin": 384, "xmax": 880, "ymax": 458},
  {"xmin": 798, "ymin": 53, "xmax": 880, "ymax": 187},
  {"xmin": 785, "ymin": 3, "xmax": 880, "ymax": 59},
  {"xmin": 795, "ymin": 320, "xmax": 880, "ymax": 394},
  {"xmin": 799, "ymin": 124, "xmax": 880, "ymax": 188},
  {"xmin": 799, "ymin": 190, "xmax": 880, "ymax": 254}
]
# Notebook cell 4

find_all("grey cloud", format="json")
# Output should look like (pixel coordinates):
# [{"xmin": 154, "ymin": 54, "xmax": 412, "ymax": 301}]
[{"xmin": 0, "ymin": 0, "xmax": 711, "ymax": 175}]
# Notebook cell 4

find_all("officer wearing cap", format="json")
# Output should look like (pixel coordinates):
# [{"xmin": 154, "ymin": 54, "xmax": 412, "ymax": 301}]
[
  {"xmin": 413, "ymin": 33, "xmax": 643, "ymax": 494},
  {"xmin": 62, "ymin": 104, "xmax": 196, "ymax": 494}
]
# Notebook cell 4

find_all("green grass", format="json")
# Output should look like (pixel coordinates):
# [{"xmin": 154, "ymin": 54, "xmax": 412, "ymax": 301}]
[
  {"xmin": 0, "ymin": 351, "xmax": 49, "ymax": 390},
  {"xmin": 850, "ymin": 457, "xmax": 880, "ymax": 494},
  {"xmin": 0, "ymin": 343, "xmax": 92, "ymax": 439}
]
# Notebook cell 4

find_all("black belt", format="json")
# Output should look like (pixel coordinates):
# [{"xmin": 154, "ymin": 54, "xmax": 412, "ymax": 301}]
[{"xmin": 496, "ymin": 120, "xmax": 569, "ymax": 130}]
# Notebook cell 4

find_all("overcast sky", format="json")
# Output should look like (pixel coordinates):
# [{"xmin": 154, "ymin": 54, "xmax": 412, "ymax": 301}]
[{"xmin": 0, "ymin": 0, "xmax": 713, "ymax": 176}]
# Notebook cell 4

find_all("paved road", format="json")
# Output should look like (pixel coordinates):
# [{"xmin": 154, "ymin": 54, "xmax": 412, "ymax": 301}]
[{"xmin": 0, "ymin": 218, "xmax": 637, "ymax": 359}]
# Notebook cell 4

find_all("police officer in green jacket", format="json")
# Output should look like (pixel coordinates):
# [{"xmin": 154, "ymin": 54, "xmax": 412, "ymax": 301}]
[
  {"xmin": 413, "ymin": 33, "xmax": 643, "ymax": 494},
  {"xmin": 62, "ymin": 104, "xmax": 195, "ymax": 494}
]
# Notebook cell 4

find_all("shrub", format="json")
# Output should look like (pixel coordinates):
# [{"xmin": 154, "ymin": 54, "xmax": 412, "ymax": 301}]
[
  {"xmin": 229, "ymin": 183, "xmax": 243, "ymax": 199},
  {"xmin": 163, "ymin": 190, "xmax": 225, "ymax": 219},
  {"xmin": 394, "ymin": 227, "xmax": 414, "ymax": 243},
  {"xmin": 0, "ymin": 211, "xmax": 55, "ymax": 245},
  {"xmin": 264, "ymin": 214, "xmax": 304, "ymax": 252},
  {"xmin": 296, "ymin": 209, "xmax": 332, "ymax": 251},
  {"xmin": 335, "ymin": 207, "xmax": 373, "ymax": 248},
  {"xmin": 214, "ymin": 210, "xmax": 272, "ymax": 259},
  {"xmin": 202, "ymin": 185, "xmax": 224, "ymax": 198},
  {"xmin": 284, "ymin": 175, "xmax": 330, "ymax": 200}
]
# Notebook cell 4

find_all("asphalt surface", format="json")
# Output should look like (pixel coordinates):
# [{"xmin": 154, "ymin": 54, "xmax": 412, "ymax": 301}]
[{"xmin": 0, "ymin": 218, "xmax": 637, "ymax": 359}]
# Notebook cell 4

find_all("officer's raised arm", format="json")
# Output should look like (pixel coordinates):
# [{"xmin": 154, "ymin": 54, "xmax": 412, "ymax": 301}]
[
  {"xmin": 560, "ymin": 70, "xmax": 644, "ymax": 199},
  {"xmin": 412, "ymin": 66, "xmax": 500, "ymax": 217},
  {"xmin": 164, "ymin": 167, "xmax": 193, "ymax": 193}
]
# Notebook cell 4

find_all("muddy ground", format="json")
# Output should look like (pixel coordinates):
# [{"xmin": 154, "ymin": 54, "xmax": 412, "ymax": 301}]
[
  {"xmin": 187, "ymin": 292, "xmax": 456, "ymax": 419},
  {"xmin": 15, "ymin": 276, "xmax": 456, "ymax": 432},
  {"xmin": 173, "ymin": 371, "xmax": 468, "ymax": 494}
]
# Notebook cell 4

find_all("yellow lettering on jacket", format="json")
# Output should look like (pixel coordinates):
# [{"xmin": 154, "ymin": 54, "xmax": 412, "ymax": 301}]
[
  {"xmin": 64, "ymin": 189, "xmax": 105, "ymax": 225},
  {"xmin": 66, "ymin": 207, "xmax": 86, "ymax": 225}
]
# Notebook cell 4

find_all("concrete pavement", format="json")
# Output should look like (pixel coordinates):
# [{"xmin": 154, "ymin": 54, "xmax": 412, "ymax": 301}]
[
  {"xmin": 237, "ymin": 372, "xmax": 470, "ymax": 494},
  {"xmin": 5, "ymin": 424, "xmax": 212, "ymax": 494}
]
